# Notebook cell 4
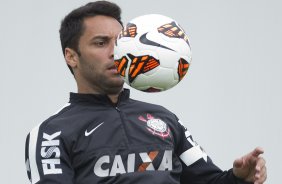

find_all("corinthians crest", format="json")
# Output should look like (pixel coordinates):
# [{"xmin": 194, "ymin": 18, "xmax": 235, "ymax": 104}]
[{"xmin": 138, "ymin": 114, "xmax": 171, "ymax": 139}]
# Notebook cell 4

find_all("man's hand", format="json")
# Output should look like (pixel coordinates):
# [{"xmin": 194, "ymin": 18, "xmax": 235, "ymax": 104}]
[{"xmin": 233, "ymin": 147, "xmax": 267, "ymax": 184}]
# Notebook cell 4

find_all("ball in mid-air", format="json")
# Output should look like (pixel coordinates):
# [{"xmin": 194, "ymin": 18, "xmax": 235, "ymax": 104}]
[{"xmin": 114, "ymin": 14, "xmax": 192, "ymax": 92}]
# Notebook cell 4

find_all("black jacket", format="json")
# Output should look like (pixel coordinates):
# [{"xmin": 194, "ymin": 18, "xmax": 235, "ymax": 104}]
[{"xmin": 25, "ymin": 89, "xmax": 250, "ymax": 184}]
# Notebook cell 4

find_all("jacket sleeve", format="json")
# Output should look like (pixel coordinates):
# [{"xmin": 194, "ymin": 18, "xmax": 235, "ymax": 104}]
[
  {"xmin": 174, "ymin": 118, "xmax": 252, "ymax": 184},
  {"xmin": 25, "ymin": 123, "xmax": 75, "ymax": 184}
]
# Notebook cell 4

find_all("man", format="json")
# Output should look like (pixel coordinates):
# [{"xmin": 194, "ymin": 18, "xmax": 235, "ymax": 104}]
[{"xmin": 25, "ymin": 1, "xmax": 266, "ymax": 184}]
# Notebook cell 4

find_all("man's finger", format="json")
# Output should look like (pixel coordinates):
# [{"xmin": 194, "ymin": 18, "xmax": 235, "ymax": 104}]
[
  {"xmin": 256, "ymin": 157, "xmax": 266, "ymax": 171},
  {"xmin": 255, "ymin": 158, "xmax": 266, "ymax": 181},
  {"xmin": 255, "ymin": 165, "xmax": 267, "ymax": 184},
  {"xmin": 252, "ymin": 147, "xmax": 264, "ymax": 157},
  {"xmin": 233, "ymin": 158, "xmax": 244, "ymax": 168}
]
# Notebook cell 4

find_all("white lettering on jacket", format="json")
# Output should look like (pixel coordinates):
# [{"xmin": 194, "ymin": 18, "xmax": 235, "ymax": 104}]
[
  {"xmin": 41, "ymin": 131, "xmax": 62, "ymax": 175},
  {"xmin": 94, "ymin": 150, "xmax": 172, "ymax": 177}
]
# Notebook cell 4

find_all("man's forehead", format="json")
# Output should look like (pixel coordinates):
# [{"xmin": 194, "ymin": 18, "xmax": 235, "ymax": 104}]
[
  {"xmin": 83, "ymin": 16, "xmax": 122, "ymax": 30},
  {"xmin": 82, "ymin": 16, "xmax": 122, "ymax": 38}
]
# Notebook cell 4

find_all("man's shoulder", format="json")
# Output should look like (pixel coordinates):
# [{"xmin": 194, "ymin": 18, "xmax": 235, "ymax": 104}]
[
  {"xmin": 129, "ymin": 98, "xmax": 166, "ymax": 109},
  {"xmin": 128, "ymin": 98, "xmax": 175, "ymax": 115},
  {"xmin": 28, "ymin": 103, "xmax": 75, "ymax": 135}
]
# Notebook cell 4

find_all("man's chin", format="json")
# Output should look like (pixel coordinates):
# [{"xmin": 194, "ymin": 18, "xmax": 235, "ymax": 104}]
[
  {"xmin": 106, "ymin": 86, "xmax": 123, "ymax": 95},
  {"xmin": 106, "ymin": 81, "xmax": 124, "ymax": 95}
]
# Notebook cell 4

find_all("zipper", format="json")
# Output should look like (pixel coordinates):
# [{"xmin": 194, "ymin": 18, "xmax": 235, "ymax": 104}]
[
  {"xmin": 113, "ymin": 97, "xmax": 130, "ymax": 147},
  {"xmin": 115, "ymin": 106, "xmax": 120, "ymax": 112}
]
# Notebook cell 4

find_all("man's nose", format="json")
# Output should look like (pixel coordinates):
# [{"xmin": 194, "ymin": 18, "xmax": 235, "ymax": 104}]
[{"xmin": 110, "ymin": 40, "xmax": 115, "ymax": 58}]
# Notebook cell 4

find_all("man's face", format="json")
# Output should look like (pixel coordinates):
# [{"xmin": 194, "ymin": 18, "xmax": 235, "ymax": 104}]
[{"xmin": 76, "ymin": 15, "xmax": 124, "ymax": 94}]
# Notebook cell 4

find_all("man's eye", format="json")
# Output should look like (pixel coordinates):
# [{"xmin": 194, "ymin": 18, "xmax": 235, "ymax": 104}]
[{"xmin": 95, "ymin": 41, "xmax": 105, "ymax": 46}]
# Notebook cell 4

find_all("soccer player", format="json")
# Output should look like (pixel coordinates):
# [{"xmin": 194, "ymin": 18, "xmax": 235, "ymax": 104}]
[{"xmin": 25, "ymin": 1, "xmax": 267, "ymax": 183}]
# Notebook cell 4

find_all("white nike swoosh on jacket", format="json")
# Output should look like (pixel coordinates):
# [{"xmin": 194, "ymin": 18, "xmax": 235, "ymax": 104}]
[{"xmin": 85, "ymin": 122, "xmax": 104, "ymax": 136}]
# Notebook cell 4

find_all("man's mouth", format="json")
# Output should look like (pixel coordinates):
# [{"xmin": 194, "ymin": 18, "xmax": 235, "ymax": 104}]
[
  {"xmin": 107, "ymin": 65, "xmax": 119, "ymax": 75},
  {"xmin": 108, "ymin": 65, "xmax": 117, "ymax": 70}
]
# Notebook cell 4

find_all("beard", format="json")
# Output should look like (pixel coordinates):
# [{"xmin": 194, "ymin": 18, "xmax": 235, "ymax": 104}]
[
  {"xmin": 79, "ymin": 56, "xmax": 124, "ymax": 95},
  {"xmin": 96, "ymin": 73, "xmax": 124, "ymax": 95}
]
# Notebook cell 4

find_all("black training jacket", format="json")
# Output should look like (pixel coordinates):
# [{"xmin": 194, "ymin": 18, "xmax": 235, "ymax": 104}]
[{"xmin": 25, "ymin": 89, "xmax": 250, "ymax": 184}]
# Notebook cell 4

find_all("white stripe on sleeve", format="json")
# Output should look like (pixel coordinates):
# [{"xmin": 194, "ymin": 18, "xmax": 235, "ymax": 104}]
[
  {"xmin": 28, "ymin": 103, "xmax": 71, "ymax": 183},
  {"xmin": 53, "ymin": 103, "xmax": 71, "ymax": 115},
  {"xmin": 29, "ymin": 124, "xmax": 41, "ymax": 184},
  {"xmin": 179, "ymin": 145, "xmax": 208, "ymax": 167}
]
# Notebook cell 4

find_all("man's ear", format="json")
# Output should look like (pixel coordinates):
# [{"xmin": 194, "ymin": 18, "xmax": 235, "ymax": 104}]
[{"xmin": 65, "ymin": 48, "xmax": 79, "ymax": 68}]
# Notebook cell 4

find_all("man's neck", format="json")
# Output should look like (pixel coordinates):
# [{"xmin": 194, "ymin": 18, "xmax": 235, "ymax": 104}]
[
  {"xmin": 77, "ymin": 85, "xmax": 121, "ymax": 104},
  {"xmin": 107, "ymin": 94, "xmax": 119, "ymax": 104}
]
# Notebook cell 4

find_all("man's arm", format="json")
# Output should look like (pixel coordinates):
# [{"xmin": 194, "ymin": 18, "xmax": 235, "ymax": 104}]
[
  {"xmin": 174, "ymin": 118, "xmax": 266, "ymax": 184},
  {"xmin": 25, "ymin": 124, "xmax": 74, "ymax": 184}
]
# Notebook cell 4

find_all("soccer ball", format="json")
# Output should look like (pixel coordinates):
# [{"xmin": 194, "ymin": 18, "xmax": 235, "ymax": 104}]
[{"xmin": 114, "ymin": 14, "xmax": 192, "ymax": 92}]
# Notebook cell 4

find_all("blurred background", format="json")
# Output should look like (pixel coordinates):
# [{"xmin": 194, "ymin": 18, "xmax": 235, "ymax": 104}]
[{"xmin": 0, "ymin": 0, "xmax": 281, "ymax": 183}]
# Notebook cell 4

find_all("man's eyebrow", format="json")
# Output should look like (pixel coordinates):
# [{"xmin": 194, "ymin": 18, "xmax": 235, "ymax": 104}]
[{"xmin": 90, "ymin": 35, "xmax": 111, "ymax": 41}]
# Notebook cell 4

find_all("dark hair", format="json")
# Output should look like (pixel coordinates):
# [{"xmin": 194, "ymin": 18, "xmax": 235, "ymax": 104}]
[{"xmin": 59, "ymin": 1, "xmax": 122, "ymax": 75}]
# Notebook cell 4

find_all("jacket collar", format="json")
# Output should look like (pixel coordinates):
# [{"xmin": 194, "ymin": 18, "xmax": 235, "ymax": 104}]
[{"xmin": 69, "ymin": 88, "xmax": 130, "ymax": 105}]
